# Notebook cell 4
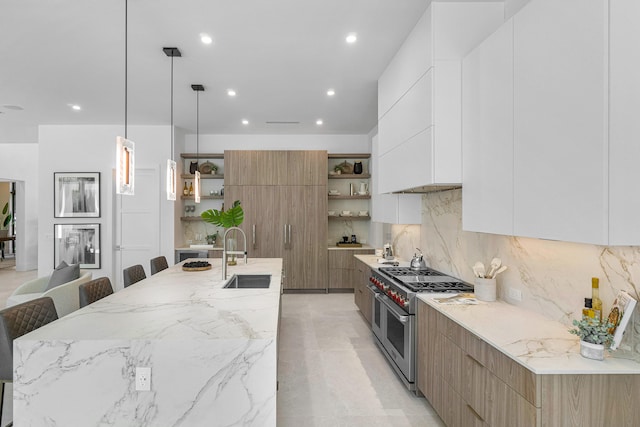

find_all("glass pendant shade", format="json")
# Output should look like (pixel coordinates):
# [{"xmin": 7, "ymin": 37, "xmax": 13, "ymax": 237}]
[
  {"xmin": 116, "ymin": 136, "xmax": 135, "ymax": 195},
  {"xmin": 166, "ymin": 159, "xmax": 177, "ymax": 200},
  {"xmin": 194, "ymin": 170, "xmax": 201, "ymax": 203}
]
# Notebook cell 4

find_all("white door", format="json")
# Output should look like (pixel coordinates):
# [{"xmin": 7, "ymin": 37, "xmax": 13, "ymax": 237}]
[{"xmin": 113, "ymin": 167, "xmax": 160, "ymax": 290}]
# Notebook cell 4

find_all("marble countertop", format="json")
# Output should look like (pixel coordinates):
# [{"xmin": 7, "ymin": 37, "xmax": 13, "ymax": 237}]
[
  {"xmin": 419, "ymin": 295, "xmax": 640, "ymax": 375},
  {"xmin": 19, "ymin": 257, "xmax": 283, "ymax": 342},
  {"xmin": 354, "ymin": 254, "xmax": 408, "ymax": 269},
  {"xmin": 175, "ymin": 246, "xmax": 223, "ymax": 250}
]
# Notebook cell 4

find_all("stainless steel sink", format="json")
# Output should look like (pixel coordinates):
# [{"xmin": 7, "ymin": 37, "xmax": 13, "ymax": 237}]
[{"xmin": 223, "ymin": 274, "xmax": 271, "ymax": 289}]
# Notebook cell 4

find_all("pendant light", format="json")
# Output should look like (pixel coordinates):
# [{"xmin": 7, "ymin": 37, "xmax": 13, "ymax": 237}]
[
  {"xmin": 163, "ymin": 47, "xmax": 181, "ymax": 201},
  {"xmin": 116, "ymin": 0, "xmax": 134, "ymax": 195},
  {"xmin": 192, "ymin": 84, "xmax": 204, "ymax": 204}
]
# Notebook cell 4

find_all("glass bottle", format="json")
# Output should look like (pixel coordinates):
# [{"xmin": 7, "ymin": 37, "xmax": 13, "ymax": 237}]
[
  {"xmin": 591, "ymin": 277, "xmax": 603, "ymax": 321},
  {"xmin": 582, "ymin": 298, "xmax": 595, "ymax": 318},
  {"xmin": 183, "ymin": 181, "xmax": 189, "ymax": 196},
  {"xmin": 189, "ymin": 182, "xmax": 194, "ymax": 195}
]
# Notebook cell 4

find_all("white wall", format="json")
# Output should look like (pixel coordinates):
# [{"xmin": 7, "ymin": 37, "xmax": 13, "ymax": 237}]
[
  {"xmin": 38, "ymin": 125, "xmax": 174, "ymax": 280},
  {"xmin": 184, "ymin": 134, "xmax": 370, "ymax": 153},
  {"xmin": 0, "ymin": 143, "xmax": 39, "ymax": 270}
]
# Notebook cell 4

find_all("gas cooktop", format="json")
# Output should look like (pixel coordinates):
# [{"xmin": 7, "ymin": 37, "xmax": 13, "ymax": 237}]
[{"xmin": 378, "ymin": 266, "xmax": 474, "ymax": 293}]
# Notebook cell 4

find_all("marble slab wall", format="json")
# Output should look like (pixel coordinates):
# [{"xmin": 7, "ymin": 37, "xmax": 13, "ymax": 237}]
[{"xmin": 390, "ymin": 189, "xmax": 640, "ymax": 351}]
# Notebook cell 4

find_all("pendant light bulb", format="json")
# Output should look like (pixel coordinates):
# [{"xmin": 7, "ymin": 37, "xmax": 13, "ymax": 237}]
[
  {"xmin": 116, "ymin": 0, "xmax": 135, "ymax": 195},
  {"xmin": 192, "ymin": 84, "xmax": 204, "ymax": 204}
]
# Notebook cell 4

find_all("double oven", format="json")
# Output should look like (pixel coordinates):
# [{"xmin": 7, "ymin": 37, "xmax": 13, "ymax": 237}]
[{"xmin": 367, "ymin": 267, "xmax": 473, "ymax": 391}]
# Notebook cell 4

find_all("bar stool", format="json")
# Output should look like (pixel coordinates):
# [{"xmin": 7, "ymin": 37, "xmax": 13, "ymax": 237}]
[
  {"xmin": 79, "ymin": 277, "xmax": 114, "ymax": 308},
  {"xmin": 123, "ymin": 264, "xmax": 146, "ymax": 287},
  {"xmin": 0, "ymin": 297, "xmax": 58, "ymax": 427},
  {"xmin": 150, "ymin": 256, "xmax": 168, "ymax": 275}
]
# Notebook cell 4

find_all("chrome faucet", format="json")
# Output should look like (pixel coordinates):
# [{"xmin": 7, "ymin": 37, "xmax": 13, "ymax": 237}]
[{"xmin": 222, "ymin": 226, "xmax": 248, "ymax": 279}]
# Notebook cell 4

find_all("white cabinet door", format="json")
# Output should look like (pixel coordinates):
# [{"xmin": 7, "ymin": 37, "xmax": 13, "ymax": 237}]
[
  {"xmin": 462, "ymin": 20, "xmax": 514, "ymax": 235},
  {"xmin": 512, "ymin": 0, "xmax": 608, "ymax": 244},
  {"xmin": 609, "ymin": 0, "xmax": 640, "ymax": 245},
  {"xmin": 378, "ymin": 127, "xmax": 433, "ymax": 194}
]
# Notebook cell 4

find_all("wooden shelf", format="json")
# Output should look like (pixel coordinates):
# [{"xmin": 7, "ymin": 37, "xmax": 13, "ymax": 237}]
[
  {"xmin": 328, "ymin": 153, "xmax": 371, "ymax": 159},
  {"xmin": 180, "ymin": 174, "xmax": 224, "ymax": 179},
  {"xmin": 181, "ymin": 195, "xmax": 224, "ymax": 200},
  {"xmin": 328, "ymin": 195, "xmax": 371, "ymax": 200},
  {"xmin": 328, "ymin": 173, "xmax": 370, "ymax": 179},
  {"xmin": 328, "ymin": 215, "xmax": 371, "ymax": 220},
  {"xmin": 180, "ymin": 217, "xmax": 204, "ymax": 221},
  {"xmin": 181, "ymin": 153, "xmax": 224, "ymax": 159}
]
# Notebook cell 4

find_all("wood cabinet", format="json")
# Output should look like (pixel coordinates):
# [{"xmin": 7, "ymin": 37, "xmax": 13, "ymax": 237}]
[
  {"xmin": 418, "ymin": 300, "xmax": 640, "ymax": 427},
  {"xmin": 376, "ymin": 2, "xmax": 504, "ymax": 194},
  {"xmin": 224, "ymin": 150, "xmax": 327, "ymax": 290},
  {"xmin": 328, "ymin": 249, "xmax": 374, "ymax": 290},
  {"xmin": 463, "ymin": 0, "xmax": 640, "ymax": 245},
  {"xmin": 353, "ymin": 258, "xmax": 373, "ymax": 324}
]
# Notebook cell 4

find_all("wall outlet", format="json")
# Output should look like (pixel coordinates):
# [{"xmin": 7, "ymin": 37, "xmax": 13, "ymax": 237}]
[
  {"xmin": 135, "ymin": 367, "xmax": 151, "ymax": 391},
  {"xmin": 507, "ymin": 288, "xmax": 523, "ymax": 302}
]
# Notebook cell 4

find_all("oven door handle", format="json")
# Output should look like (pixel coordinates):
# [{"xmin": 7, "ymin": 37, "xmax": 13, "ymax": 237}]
[
  {"xmin": 378, "ymin": 294, "xmax": 410, "ymax": 324},
  {"xmin": 367, "ymin": 284, "xmax": 379, "ymax": 296}
]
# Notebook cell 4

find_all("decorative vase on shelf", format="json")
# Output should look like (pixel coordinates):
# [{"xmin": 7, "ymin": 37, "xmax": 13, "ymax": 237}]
[
  {"xmin": 353, "ymin": 161, "xmax": 363, "ymax": 174},
  {"xmin": 580, "ymin": 341, "xmax": 605, "ymax": 360},
  {"xmin": 189, "ymin": 161, "xmax": 199, "ymax": 174}
]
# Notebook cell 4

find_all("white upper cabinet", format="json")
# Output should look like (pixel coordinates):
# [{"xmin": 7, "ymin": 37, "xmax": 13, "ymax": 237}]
[
  {"xmin": 377, "ymin": 2, "xmax": 504, "ymax": 194},
  {"xmin": 462, "ymin": 0, "xmax": 640, "ymax": 245},
  {"xmin": 462, "ymin": 20, "xmax": 514, "ymax": 236}
]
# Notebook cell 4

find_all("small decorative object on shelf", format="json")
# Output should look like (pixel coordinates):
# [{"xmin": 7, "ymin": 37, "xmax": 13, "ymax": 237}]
[
  {"xmin": 353, "ymin": 161, "xmax": 363, "ymax": 174},
  {"xmin": 189, "ymin": 182, "xmax": 194, "ymax": 195},
  {"xmin": 183, "ymin": 182, "xmax": 189, "ymax": 196},
  {"xmin": 199, "ymin": 161, "xmax": 217, "ymax": 175},
  {"xmin": 189, "ymin": 160, "xmax": 199, "ymax": 174},
  {"xmin": 569, "ymin": 315, "xmax": 615, "ymax": 360}
]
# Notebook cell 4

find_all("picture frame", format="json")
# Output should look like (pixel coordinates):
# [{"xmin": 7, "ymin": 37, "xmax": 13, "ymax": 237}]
[
  {"xmin": 54, "ymin": 172, "xmax": 100, "ymax": 218},
  {"xmin": 54, "ymin": 223, "xmax": 101, "ymax": 269}
]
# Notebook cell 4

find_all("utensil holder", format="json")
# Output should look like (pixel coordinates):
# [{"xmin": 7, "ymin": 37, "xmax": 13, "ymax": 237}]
[{"xmin": 474, "ymin": 277, "xmax": 497, "ymax": 302}]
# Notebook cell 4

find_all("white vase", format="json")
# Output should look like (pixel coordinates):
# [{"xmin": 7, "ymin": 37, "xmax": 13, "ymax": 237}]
[
  {"xmin": 580, "ymin": 340, "xmax": 605, "ymax": 360},
  {"xmin": 474, "ymin": 277, "xmax": 497, "ymax": 302}
]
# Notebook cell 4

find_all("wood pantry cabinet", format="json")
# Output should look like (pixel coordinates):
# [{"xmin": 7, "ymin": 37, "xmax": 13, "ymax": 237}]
[
  {"xmin": 224, "ymin": 150, "xmax": 327, "ymax": 290},
  {"xmin": 417, "ymin": 300, "xmax": 640, "ymax": 427},
  {"xmin": 327, "ymin": 249, "xmax": 374, "ymax": 291}
]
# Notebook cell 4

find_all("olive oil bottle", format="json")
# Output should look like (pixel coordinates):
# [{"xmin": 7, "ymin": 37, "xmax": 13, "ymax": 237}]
[
  {"xmin": 582, "ymin": 298, "xmax": 595, "ymax": 318},
  {"xmin": 591, "ymin": 277, "xmax": 603, "ymax": 321}
]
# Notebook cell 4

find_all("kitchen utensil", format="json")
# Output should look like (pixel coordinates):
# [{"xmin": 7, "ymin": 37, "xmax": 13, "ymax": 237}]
[
  {"xmin": 383, "ymin": 243, "xmax": 393, "ymax": 260},
  {"xmin": 487, "ymin": 257, "xmax": 502, "ymax": 278},
  {"xmin": 410, "ymin": 249, "xmax": 427, "ymax": 270},
  {"xmin": 492, "ymin": 265, "xmax": 507, "ymax": 277},
  {"xmin": 474, "ymin": 277, "xmax": 497, "ymax": 301},
  {"xmin": 472, "ymin": 262, "xmax": 486, "ymax": 278},
  {"xmin": 359, "ymin": 182, "xmax": 368, "ymax": 194}
]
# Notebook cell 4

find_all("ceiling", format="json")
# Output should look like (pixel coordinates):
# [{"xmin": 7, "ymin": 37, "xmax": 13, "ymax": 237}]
[{"xmin": 0, "ymin": 0, "xmax": 432, "ymax": 136}]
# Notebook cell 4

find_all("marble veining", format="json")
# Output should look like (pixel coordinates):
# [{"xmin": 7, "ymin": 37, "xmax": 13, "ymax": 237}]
[{"xmin": 14, "ymin": 258, "xmax": 282, "ymax": 426}]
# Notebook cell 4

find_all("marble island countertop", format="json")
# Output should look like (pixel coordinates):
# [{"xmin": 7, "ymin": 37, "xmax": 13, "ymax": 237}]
[
  {"xmin": 14, "ymin": 258, "xmax": 283, "ymax": 426},
  {"xmin": 419, "ymin": 295, "xmax": 640, "ymax": 375}
]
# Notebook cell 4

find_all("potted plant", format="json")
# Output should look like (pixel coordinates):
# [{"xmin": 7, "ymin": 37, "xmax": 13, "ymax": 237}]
[
  {"xmin": 206, "ymin": 230, "xmax": 220, "ymax": 246},
  {"xmin": 201, "ymin": 200, "xmax": 244, "ymax": 265},
  {"xmin": 569, "ymin": 315, "xmax": 615, "ymax": 360},
  {"xmin": 0, "ymin": 202, "xmax": 12, "ymax": 238}
]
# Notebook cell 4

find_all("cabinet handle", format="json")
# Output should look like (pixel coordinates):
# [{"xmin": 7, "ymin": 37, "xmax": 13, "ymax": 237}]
[
  {"xmin": 252, "ymin": 224, "xmax": 256, "ymax": 249},
  {"xmin": 465, "ymin": 353, "xmax": 484, "ymax": 367},
  {"xmin": 288, "ymin": 224, "xmax": 292, "ymax": 247},
  {"xmin": 283, "ymin": 224, "xmax": 287, "ymax": 248},
  {"xmin": 466, "ymin": 404, "xmax": 484, "ymax": 422}
]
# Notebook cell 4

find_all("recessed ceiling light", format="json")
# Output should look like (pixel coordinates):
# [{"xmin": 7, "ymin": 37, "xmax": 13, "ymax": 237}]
[
  {"xmin": 327, "ymin": 89, "xmax": 335, "ymax": 96},
  {"xmin": 200, "ymin": 33, "xmax": 213, "ymax": 45},
  {"xmin": 316, "ymin": 119, "xmax": 323, "ymax": 125},
  {"xmin": 3, "ymin": 105, "xmax": 24, "ymax": 111},
  {"xmin": 227, "ymin": 89, "xmax": 236, "ymax": 97},
  {"xmin": 242, "ymin": 119, "xmax": 249, "ymax": 125},
  {"xmin": 345, "ymin": 33, "xmax": 357, "ymax": 44},
  {"xmin": 71, "ymin": 104, "xmax": 82, "ymax": 111}
]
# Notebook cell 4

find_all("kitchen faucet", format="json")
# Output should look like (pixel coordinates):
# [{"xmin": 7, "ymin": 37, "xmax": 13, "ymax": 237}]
[{"xmin": 222, "ymin": 226, "xmax": 248, "ymax": 279}]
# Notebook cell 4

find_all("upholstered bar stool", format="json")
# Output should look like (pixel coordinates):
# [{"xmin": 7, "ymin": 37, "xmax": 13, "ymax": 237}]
[
  {"xmin": 78, "ymin": 277, "xmax": 114, "ymax": 308},
  {"xmin": 150, "ymin": 256, "xmax": 168, "ymax": 275},
  {"xmin": 123, "ymin": 264, "xmax": 146, "ymax": 287},
  {"xmin": 0, "ymin": 297, "xmax": 59, "ymax": 427}
]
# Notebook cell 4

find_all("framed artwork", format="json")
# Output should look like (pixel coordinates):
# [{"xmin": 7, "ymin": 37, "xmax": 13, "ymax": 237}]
[
  {"xmin": 54, "ymin": 172, "xmax": 100, "ymax": 218},
  {"xmin": 54, "ymin": 223, "xmax": 101, "ymax": 269}
]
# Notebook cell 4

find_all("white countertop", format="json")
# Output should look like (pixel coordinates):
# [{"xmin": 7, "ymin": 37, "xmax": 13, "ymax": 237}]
[
  {"xmin": 419, "ymin": 295, "xmax": 640, "ymax": 375},
  {"xmin": 354, "ymin": 254, "xmax": 407, "ymax": 268}
]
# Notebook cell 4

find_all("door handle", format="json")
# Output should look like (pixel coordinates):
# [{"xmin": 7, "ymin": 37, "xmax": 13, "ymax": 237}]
[
  {"xmin": 252, "ymin": 224, "xmax": 256, "ymax": 249},
  {"xmin": 288, "ymin": 224, "xmax": 292, "ymax": 247},
  {"xmin": 283, "ymin": 224, "xmax": 287, "ymax": 248}
]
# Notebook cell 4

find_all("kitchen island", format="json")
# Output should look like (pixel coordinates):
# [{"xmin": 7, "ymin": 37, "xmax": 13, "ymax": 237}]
[{"xmin": 13, "ymin": 258, "xmax": 283, "ymax": 426}]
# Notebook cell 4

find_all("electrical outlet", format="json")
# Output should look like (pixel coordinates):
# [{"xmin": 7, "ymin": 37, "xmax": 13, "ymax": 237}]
[
  {"xmin": 135, "ymin": 367, "xmax": 151, "ymax": 391},
  {"xmin": 507, "ymin": 288, "xmax": 523, "ymax": 302}
]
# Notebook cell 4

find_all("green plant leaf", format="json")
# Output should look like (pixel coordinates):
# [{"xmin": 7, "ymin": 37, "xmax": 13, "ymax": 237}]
[
  {"xmin": 200, "ymin": 200, "xmax": 243, "ymax": 228},
  {"xmin": 2, "ymin": 202, "xmax": 8, "ymax": 215}
]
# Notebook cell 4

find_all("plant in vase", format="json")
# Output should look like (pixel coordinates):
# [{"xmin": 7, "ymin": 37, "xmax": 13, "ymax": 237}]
[
  {"xmin": 206, "ymin": 230, "xmax": 220, "ymax": 246},
  {"xmin": 0, "ymin": 202, "xmax": 12, "ymax": 238},
  {"xmin": 569, "ymin": 315, "xmax": 615, "ymax": 360},
  {"xmin": 201, "ymin": 200, "xmax": 244, "ymax": 265}
]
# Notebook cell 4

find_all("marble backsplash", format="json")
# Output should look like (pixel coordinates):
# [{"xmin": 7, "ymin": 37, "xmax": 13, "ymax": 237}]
[{"xmin": 390, "ymin": 189, "xmax": 640, "ymax": 336}]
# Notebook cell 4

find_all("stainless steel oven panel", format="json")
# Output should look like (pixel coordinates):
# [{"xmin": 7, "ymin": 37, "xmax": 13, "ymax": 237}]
[
  {"xmin": 369, "ymin": 285, "xmax": 384, "ymax": 339},
  {"xmin": 378, "ymin": 295, "xmax": 415, "ymax": 384}
]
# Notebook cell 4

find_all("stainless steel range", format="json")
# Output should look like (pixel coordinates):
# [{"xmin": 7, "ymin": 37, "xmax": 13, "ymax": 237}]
[{"xmin": 367, "ymin": 266, "xmax": 473, "ymax": 391}]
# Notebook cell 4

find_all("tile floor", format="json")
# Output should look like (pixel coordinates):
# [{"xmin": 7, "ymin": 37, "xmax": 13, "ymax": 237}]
[{"xmin": 277, "ymin": 293, "xmax": 445, "ymax": 427}]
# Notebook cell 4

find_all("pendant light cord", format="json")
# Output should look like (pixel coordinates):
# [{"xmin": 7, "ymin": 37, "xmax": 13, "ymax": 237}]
[
  {"xmin": 196, "ymin": 90, "xmax": 199, "ymax": 158},
  {"xmin": 170, "ymin": 54, "xmax": 174, "ymax": 158},
  {"xmin": 124, "ymin": 0, "xmax": 128, "ymax": 139}
]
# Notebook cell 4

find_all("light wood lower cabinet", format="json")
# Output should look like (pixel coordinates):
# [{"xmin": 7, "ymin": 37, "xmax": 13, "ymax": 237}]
[
  {"xmin": 417, "ymin": 300, "xmax": 639, "ymax": 427},
  {"xmin": 353, "ymin": 258, "xmax": 373, "ymax": 324},
  {"xmin": 329, "ymin": 250, "xmax": 374, "ymax": 290}
]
